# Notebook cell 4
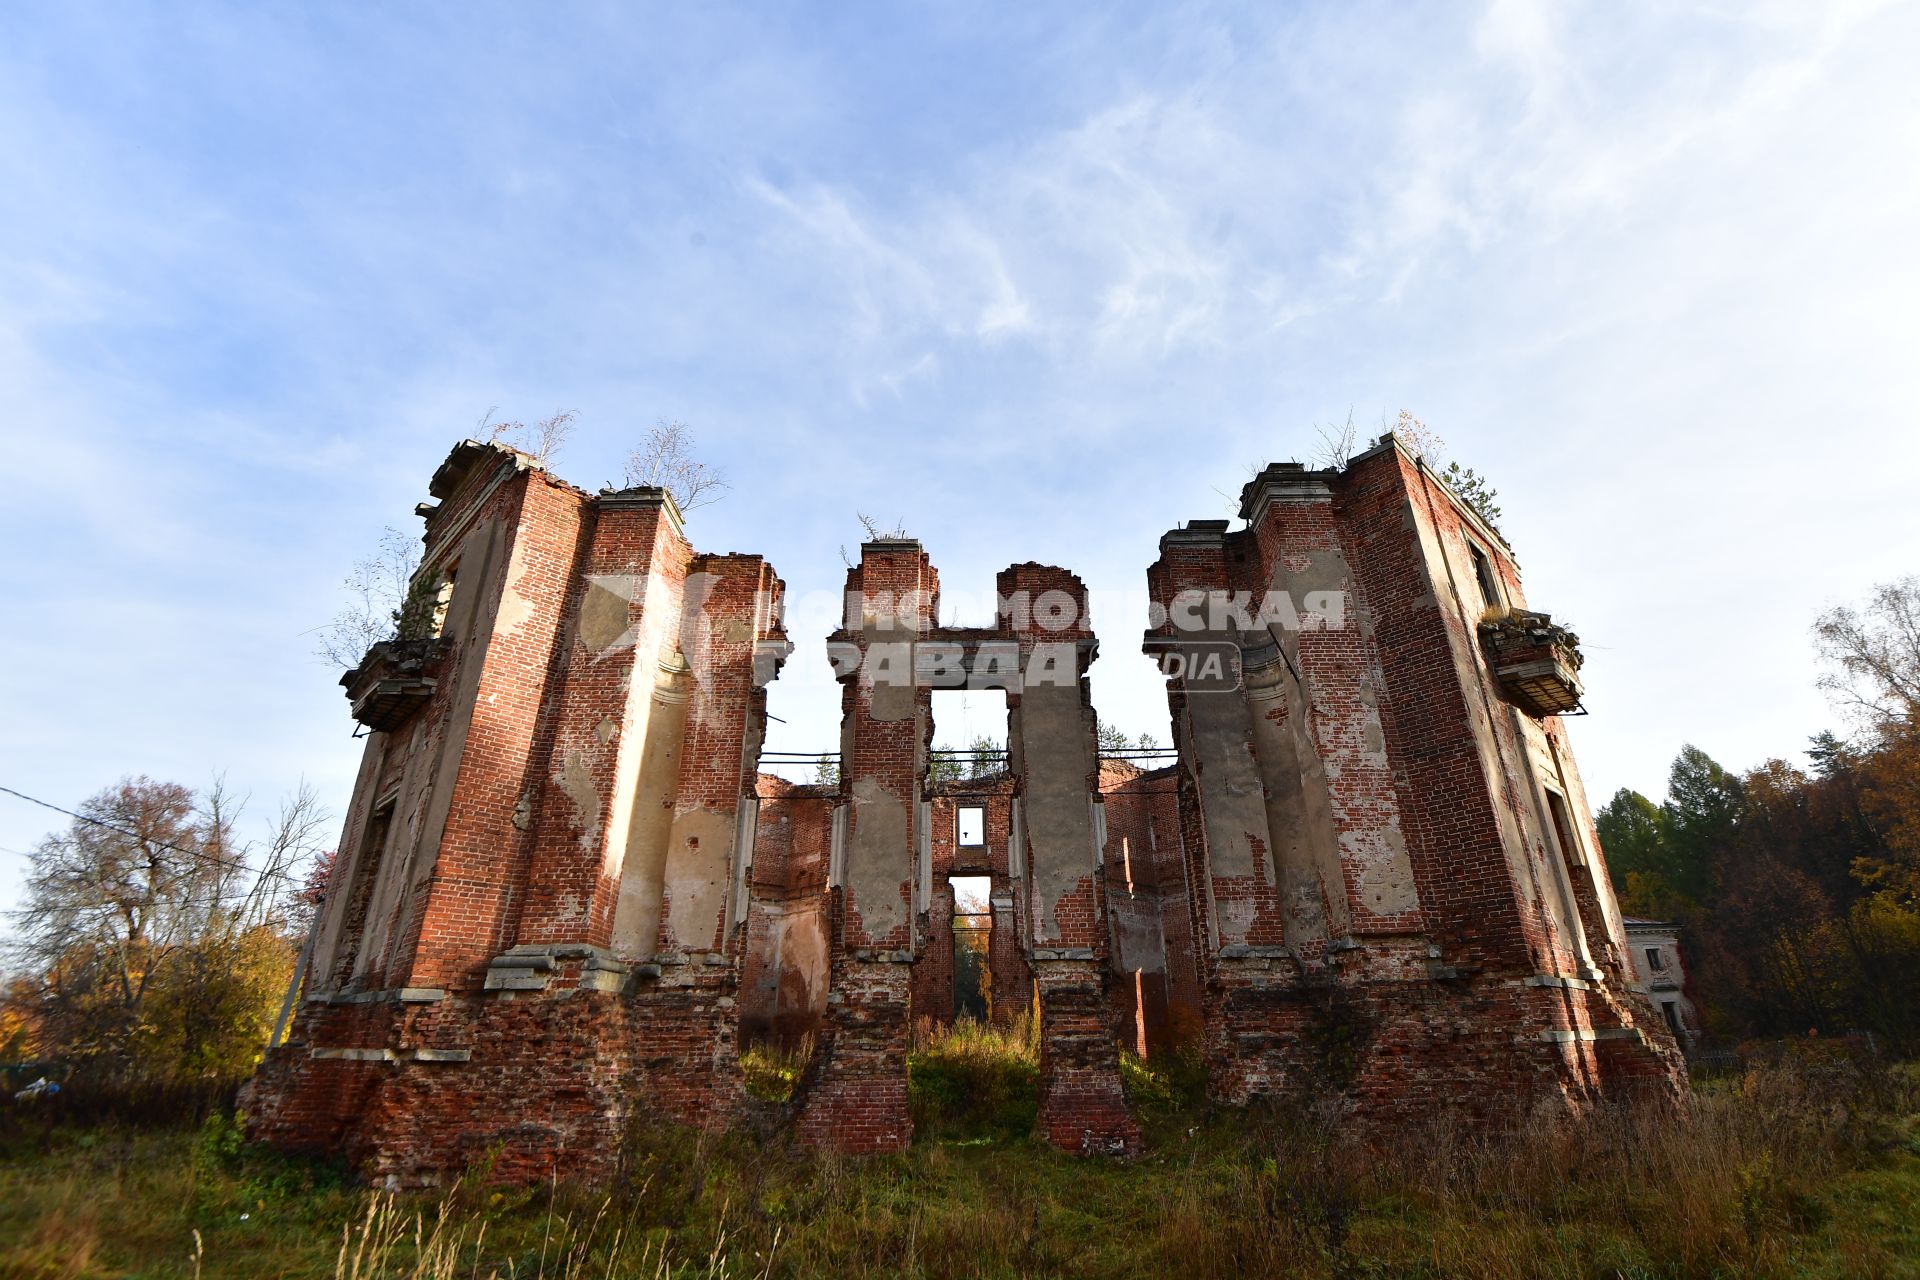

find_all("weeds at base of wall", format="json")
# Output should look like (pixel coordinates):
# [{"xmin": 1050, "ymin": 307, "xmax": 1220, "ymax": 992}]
[
  {"xmin": 2, "ymin": 1048, "xmax": 1918, "ymax": 1278},
  {"xmin": 745, "ymin": 1014, "xmax": 1182, "ymax": 1141},
  {"xmin": 1117, "ymin": 1045, "xmax": 1207, "ymax": 1125},
  {"xmin": 738, "ymin": 1036, "xmax": 812, "ymax": 1104},
  {"xmin": 906, "ymin": 1014, "xmax": 1039, "ymax": 1142}
]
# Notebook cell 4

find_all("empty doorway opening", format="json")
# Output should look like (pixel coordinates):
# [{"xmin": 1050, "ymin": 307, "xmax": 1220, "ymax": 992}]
[{"xmin": 951, "ymin": 874, "xmax": 992, "ymax": 1021}]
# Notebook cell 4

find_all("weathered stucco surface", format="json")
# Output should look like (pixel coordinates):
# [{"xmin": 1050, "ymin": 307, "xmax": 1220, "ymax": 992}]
[
  {"xmin": 251, "ymin": 436, "xmax": 1684, "ymax": 1185},
  {"xmin": 1243, "ymin": 662, "xmax": 1340, "ymax": 948},
  {"xmin": 1183, "ymin": 691, "xmax": 1270, "ymax": 883},
  {"xmin": 664, "ymin": 806, "xmax": 735, "ymax": 951},
  {"xmin": 846, "ymin": 774, "xmax": 910, "ymax": 939},
  {"xmin": 1265, "ymin": 542, "xmax": 1418, "ymax": 923},
  {"xmin": 1017, "ymin": 684, "xmax": 1099, "ymax": 945}
]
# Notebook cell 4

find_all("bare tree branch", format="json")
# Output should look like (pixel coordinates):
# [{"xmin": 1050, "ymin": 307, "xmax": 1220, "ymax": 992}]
[
  {"xmin": 483, "ymin": 408, "xmax": 576, "ymax": 466},
  {"xmin": 856, "ymin": 512, "xmax": 911, "ymax": 540},
  {"xmin": 1311, "ymin": 409, "xmax": 1359, "ymax": 470},
  {"xmin": 236, "ymin": 781, "xmax": 330, "ymax": 930},
  {"xmin": 1815, "ymin": 575, "xmax": 1920, "ymax": 731},
  {"xmin": 624, "ymin": 419, "xmax": 728, "ymax": 511},
  {"xmin": 311, "ymin": 527, "xmax": 420, "ymax": 667}
]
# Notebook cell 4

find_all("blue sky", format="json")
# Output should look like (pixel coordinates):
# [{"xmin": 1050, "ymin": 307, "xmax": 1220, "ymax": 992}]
[{"xmin": 2, "ymin": 1, "xmax": 1917, "ymax": 917}]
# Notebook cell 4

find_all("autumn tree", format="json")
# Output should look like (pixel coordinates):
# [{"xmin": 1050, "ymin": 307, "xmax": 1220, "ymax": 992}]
[
  {"xmin": 1388, "ymin": 409, "xmax": 1446, "ymax": 462},
  {"xmin": 1815, "ymin": 576, "xmax": 1920, "ymax": 898},
  {"xmin": 1587, "ymin": 580, "xmax": 1920, "ymax": 1047},
  {"xmin": 4, "ymin": 777, "xmax": 327, "ymax": 1084},
  {"xmin": 1814, "ymin": 575, "xmax": 1920, "ymax": 726},
  {"xmin": 0, "ymin": 975, "xmax": 37, "ymax": 1062}
]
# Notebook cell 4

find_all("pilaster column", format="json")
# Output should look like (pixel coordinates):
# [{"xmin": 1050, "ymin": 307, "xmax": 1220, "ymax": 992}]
[
  {"xmin": 1002, "ymin": 563, "xmax": 1139, "ymax": 1155},
  {"xmin": 513, "ymin": 488, "xmax": 689, "ymax": 953},
  {"xmin": 797, "ymin": 539, "xmax": 933, "ymax": 1153}
]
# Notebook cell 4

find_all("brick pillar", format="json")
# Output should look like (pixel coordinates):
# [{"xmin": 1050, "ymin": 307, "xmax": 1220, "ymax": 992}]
[
  {"xmin": 392, "ymin": 467, "xmax": 588, "ymax": 994},
  {"xmin": 628, "ymin": 554, "xmax": 787, "ymax": 1128},
  {"xmin": 1241, "ymin": 653, "xmax": 1344, "ymax": 953},
  {"xmin": 1146, "ymin": 523, "xmax": 1287, "ymax": 1102},
  {"xmin": 987, "ymin": 889, "xmax": 1031, "ymax": 1026},
  {"xmin": 1144, "ymin": 522, "xmax": 1284, "ymax": 954},
  {"xmin": 796, "ymin": 959, "xmax": 913, "ymax": 1153},
  {"xmin": 657, "ymin": 554, "xmax": 786, "ymax": 958},
  {"xmin": 1242, "ymin": 465, "xmax": 1423, "ymax": 936},
  {"xmin": 1032, "ymin": 960, "xmax": 1136, "ymax": 1153},
  {"xmin": 1002, "ymin": 564, "xmax": 1139, "ymax": 1156},
  {"xmin": 515, "ymin": 488, "xmax": 691, "ymax": 950},
  {"xmin": 796, "ymin": 540, "xmax": 933, "ymax": 1152},
  {"xmin": 914, "ymin": 869, "xmax": 956, "ymax": 1025}
]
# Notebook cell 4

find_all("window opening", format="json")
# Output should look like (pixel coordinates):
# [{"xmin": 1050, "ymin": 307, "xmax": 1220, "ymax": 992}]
[
  {"xmin": 1469, "ymin": 542, "xmax": 1503, "ymax": 612},
  {"xmin": 957, "ymin": 805, "xmax": 985, "ymax": 847}
]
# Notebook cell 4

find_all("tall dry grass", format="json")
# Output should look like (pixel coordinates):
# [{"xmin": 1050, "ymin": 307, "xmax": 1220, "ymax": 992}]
[
  {"xmin": 907, "ymin": 1012, "xmax": 1039, "ymax": 1140},
  {"xmin": 322, "ymin": 1182, "xmax": 766, "ymax": 1280},
  {"xmin": 1143, "ymin": 1049, "xmax": 1918, "ymax": 1279},
  {"xmin": 1, "ymin": 1047, "xmax": 1914, "ymax": 1278}
]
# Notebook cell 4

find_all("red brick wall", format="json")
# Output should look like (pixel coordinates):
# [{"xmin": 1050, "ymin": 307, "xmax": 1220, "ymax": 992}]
[
  {"xmin": 251, "ymin": 436, "xmax": 1683, "ymax": 1185},
  {"xmin": 914, "ymin": 782, "xmax": 1024, "ymax": 1029},
  {"xmin": 515, "ymin": 493, "xmax": 689, "ymax": 950},
  {"xmin": 1141, "ymin": 439, "xmax": 1684, "ymax": 1115},
  {"xmin": 404, "ymin": 470, "xmax": 592, "ymax": 990},
  {"xmin": 738, "ymin": 778, "xmax": 835, "ymax": 1047},
  {"xmin": 1098, "ymin": 762, "xmax": 1182, "ymax": 1056}
]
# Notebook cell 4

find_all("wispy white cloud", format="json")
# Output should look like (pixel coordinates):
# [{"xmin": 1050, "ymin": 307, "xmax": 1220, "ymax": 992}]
[
  {"xmin": 0, "ymin": 0, "xmax": 1916, "ymax": 918},
  {"xmin": 746, "ymin": 90, "xmax": 1314, "ymax": 372}
]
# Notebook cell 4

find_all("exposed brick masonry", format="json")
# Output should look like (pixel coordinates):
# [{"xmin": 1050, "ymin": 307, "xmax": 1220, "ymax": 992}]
[{"xmin": 246, "ymin": 431, "xmax": 1683, "ymax": 1184}]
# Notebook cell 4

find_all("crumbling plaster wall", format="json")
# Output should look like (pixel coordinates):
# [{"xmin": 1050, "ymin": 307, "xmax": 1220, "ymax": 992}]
[{"xmin": 252, "ymin": 431, "xmax": 1684, "ymax": 1185}]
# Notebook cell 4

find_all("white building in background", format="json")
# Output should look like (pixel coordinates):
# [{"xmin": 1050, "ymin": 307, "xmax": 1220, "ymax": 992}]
[{"xmin": 1624, "ymin": 918, "xmax": 1702, "ymax": 1053}]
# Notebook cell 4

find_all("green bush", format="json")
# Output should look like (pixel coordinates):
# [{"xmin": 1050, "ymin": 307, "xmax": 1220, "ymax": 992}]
[
  {"xmin": 740, "ymin": 1037, "xmax": 811, "ymax": 1103},
  {"xmin": 908, "ymin": 1015, "xmax": 1039, "ymax": 1141}
]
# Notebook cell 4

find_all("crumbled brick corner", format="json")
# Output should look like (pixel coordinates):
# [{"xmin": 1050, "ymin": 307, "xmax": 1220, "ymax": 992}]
[{"xmin": 249, "ymin": 435, "xmax": 1683, "ymax": 1183}]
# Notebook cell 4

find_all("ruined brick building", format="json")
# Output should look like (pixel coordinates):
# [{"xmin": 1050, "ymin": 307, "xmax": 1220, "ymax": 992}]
[{"xmin": 245, "ymin": 433, "xmax": 1684, "ymax": 1181}]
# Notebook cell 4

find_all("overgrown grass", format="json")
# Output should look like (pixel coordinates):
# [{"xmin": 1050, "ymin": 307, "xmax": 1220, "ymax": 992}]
[
  {"xmin": 1117, "ymin": 1044, "xmax": 1207, "ymax": 1128},
  {"xmin": 1, "ymin": 1051, "xmax": 1916, "ymax": 1278},
  {"xmin": 907, "ymin": 1014, "xmax": 1038, "ymax": 1141},
  {"xmin": 739, "ymin": 1037, "xmax": 810, "ymax": 1104}
]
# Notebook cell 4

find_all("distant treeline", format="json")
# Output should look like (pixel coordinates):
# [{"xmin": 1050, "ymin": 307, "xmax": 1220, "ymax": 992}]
[{"xmin": 1599, "ymin": 575, "xmax": 1920, "ymax": 1053}]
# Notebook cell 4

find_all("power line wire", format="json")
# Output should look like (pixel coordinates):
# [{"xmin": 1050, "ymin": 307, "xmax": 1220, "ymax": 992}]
[{"xmin": 0, "ymin": 784, "xmax": 301, "ymax": 887}]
